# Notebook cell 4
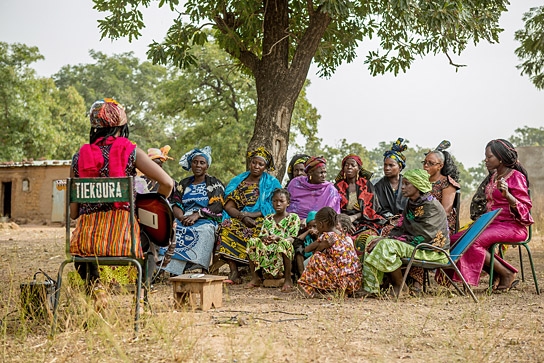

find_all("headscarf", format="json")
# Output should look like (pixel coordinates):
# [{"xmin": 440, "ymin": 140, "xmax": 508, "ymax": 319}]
[
  {"xmin": 304, "ymin": 156, "xmax": 327, "ymax": 174},
  {"xmin": 383, "ymin": 138, "xmax": 407, "ymax": 170},
  {"xmin": 179, "ymin": 146, "xmax": 212, "ymax": 171},
  {"xmin": 287, "ymin": 154, "xmax": 310, "ymax": 180},
  {"xmin": 247, "ymin": 147, "xmax": 275, "ymax": 171},
  {"xmin": 89, "ymin": 98, "xmax": 128, "ymax": 128},
  {"xmin": 306, "ymin": 210, "xmax": 317, "ymax": 223},
  {"xmin": 335, "ymin": 154, "xmax": 373, "ymax": 182},
  {"xmin": 148, "ymin": 145, "xmax": 174, "ymax": 162},
  {"xmin": 425, "ymin": 140, "xmax": 451, "ymax": 157},
  {"xmin": 403, "ymin": 169, "xmax": 432, "ymax": 193}
]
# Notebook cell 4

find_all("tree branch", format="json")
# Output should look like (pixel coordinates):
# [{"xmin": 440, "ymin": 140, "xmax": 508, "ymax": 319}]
[{"xmin": 445, "ymin": 52, "xmax": 467, "ymax": 68}]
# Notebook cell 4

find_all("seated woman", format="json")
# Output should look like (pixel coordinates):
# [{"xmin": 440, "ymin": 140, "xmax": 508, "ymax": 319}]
[
  {"xmin": 246, "ymin": 189, "xmax": 300, "ymax": 292},
  {"xmin": 334, "ymin": 154, "xmax": 385, "ymax": 247},
  {"xmin": 298, "ymin": 207, "xmax": 362, "ymax": 298},
  {"xmin": 451, "ymin": 139, "xmax": 533, "ymax": 291},
  {"xmin": 422, "ymin": 140, "xmax": 461, "ymax": 234},
  {"xmin": 285, "ymin": 154, "xmax": 310, "ymax": 187},
  {"xmin": 287, "ymin": 156, "xmax": 341, "ymax": 220},
  {"xmin": 373, "ymin": 138, "xmax": 409, "ymax": 220},
  {"xmin": 164, "ymin": 146, "xmax": 225, "ymax": 275},
  {"xmin": 69, "ymin": 99, "xmax": 173, "ymax": 310},
  {"xmin": 218, "ymin": 147, "xmax": 282, "ymax": 284},
  {"xmin": 362, "ymin": 169, "xmax": 450, "ymax": 297}
]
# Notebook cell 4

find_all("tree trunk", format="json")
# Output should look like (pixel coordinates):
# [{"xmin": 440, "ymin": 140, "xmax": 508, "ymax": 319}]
[{"xmin": 247, "ymin": 1, "xmax": 331, "ymax": 180}]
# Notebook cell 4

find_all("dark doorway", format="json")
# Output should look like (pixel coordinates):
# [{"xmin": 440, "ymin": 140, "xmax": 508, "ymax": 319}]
[{"xmin": 2, "ymin": 182, "xmax": 12, "ymax": 218}]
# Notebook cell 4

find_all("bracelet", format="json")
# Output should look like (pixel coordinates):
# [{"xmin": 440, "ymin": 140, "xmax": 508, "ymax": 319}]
[{"xmin": 198, "ymin": 209, "xmax": 203, "ymax": 217}]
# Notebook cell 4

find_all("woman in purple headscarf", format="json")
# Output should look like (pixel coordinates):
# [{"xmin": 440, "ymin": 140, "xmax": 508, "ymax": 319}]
[{"xmin": 286, "ymin": 156, "xmax": 341, "ymax": 221}]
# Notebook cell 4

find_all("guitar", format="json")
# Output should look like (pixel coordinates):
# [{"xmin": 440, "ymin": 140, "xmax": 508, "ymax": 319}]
[{"xmin": 135, "ymin": 193, "xmax": 174, "ymax": 247}]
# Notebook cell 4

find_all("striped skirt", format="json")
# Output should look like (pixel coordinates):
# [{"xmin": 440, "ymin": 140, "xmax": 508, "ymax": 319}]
[{"xmin": 70, "ymin": 209, "xmax": 142, "ymax": 258}]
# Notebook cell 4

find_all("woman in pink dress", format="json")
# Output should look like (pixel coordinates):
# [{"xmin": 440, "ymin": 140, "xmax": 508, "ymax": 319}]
[{"xmin": 452, "ymin": 139, "xmax": 533, "ymax": 291}]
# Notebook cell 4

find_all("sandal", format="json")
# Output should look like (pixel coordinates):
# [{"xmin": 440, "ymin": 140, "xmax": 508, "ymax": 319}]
[{"xmin": 493, "ymin": 279, "xmax": 520, "ymax": 293}]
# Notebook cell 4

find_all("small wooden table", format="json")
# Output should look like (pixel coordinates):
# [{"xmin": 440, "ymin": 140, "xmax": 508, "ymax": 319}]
[{"xmin": 169, "ymin": 274, "xmax": 227, "ymax": 311}]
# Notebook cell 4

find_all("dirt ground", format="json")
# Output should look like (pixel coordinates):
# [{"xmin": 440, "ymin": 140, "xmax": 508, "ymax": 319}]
[{"xmin": 1, "ymin": 225, "xmax": 544, "ymax": 362}]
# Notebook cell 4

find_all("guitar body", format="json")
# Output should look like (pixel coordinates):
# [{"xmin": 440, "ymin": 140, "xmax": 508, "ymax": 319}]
[{"xmin": 135, "ymin": 193, "xmax": 174, "ymax": 247}]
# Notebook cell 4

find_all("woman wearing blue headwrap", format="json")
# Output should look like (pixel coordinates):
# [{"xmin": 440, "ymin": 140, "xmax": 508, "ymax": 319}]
[
  {"xmin": 163, "ymin": 146, "xmax": 225, "ymax": 275},
  {"xmin": 373, "ymin": 138, "xmax": 409, "ymax": 219},
  {"xmin": 218, "ymin": 147, "xmax": 282, "ymax": 284}
]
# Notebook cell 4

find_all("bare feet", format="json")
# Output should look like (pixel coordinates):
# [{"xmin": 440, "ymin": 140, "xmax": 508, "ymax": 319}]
[
  {"xmin": 281, "ymin": 279, "xmax": 294, "ymax": 293},
  {"xmin": 244, "ymin": 277, "xmax": 262, "ymax": 289}
]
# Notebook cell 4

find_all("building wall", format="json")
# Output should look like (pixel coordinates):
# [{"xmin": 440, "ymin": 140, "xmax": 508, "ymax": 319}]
[
  {"xmin": 0, "ymin": 164, "xmax": 70, "ymax": 223},
  {"xmin": 517, "ymin": 147, "xmax": 543, "ymax": 217}
]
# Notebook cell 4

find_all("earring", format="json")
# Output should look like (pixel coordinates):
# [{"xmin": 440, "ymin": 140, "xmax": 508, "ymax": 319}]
[
  {"xmin": 309, "ymin": 175, "xmax": 312, "ymax": 181},
  {"xmin": 499, "ymin": 160, "xmax": 502, "ymax": 163},
  {"xmin": 343, "ymin": 172, "xmax": 346, "ymax": 179}
]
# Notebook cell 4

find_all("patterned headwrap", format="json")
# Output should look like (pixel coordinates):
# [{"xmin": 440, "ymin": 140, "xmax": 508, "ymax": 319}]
[
  {"xmin": 306, "ymin": 210, "xmax": 317, "ymax": 223},
  {"xmin": 287, "ymin": 154, "xmax": 310, "ymax": 180},
  {"xmin": 247, "ymin": 147, "xmax": 275, "ymax": 171},
  {"xmin": 148, "ymin": 145, "xmax": 174, "ymax": 162},
  {"xmin": 335, "ymin": 154, "xmax": 373, "ymax": 182},
  {"xmin": 89, "ymin": 98, "xmax": 128, "ymax": 128},
  {"xmin": 304, "ymin": 156, "xmax": 327, "ymax": 173},
  {"xmin": 383, "ymin": 138, "xmax": 407, "ymax": 170},
  {"xmin": 179, "ymin": 146, "xmax": 212, "ymax": 171},
  {"xmin": 426, "ymin": 140, "xmax": 451, "ymax": 157},
  {"xmin": 403, "ymin": 169, "xmax": 432, "ymax": 193}
]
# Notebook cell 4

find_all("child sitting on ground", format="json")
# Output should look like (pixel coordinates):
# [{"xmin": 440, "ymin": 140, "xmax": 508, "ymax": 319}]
[
  {"xmin": 298, "ymin": 207, "xmax": 362, "ymax": 298},
  {"xmin": 246, "ymin": 189, "xmax": 300, "ymax": 292},
  {"xmin": 292, "ymin": 210, "xmax": 318, "ymax": 277}
]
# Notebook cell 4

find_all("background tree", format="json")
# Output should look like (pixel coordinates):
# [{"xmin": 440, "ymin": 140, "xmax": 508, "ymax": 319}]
[
  {"xmin": 509, "ymin": 126, "xmax": 544, "ymax": 146},
  {"xmin": 0, "ymin": 42, "xmax": 87, "ymax": 161},
  {"xmin": 93, "ymin": 0, "xmax": 508, "ymax": 178},
  {"xmin": 515, "ymin": 6, "xmax": 544, "ymax": 90},
  {"xmin": 54, "ymin": 51, "xmax": 170, "ymax": 149}
]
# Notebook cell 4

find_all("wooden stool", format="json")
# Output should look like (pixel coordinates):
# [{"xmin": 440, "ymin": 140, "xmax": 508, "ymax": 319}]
[{"xmin": 169, "ymin": 274, "xmax": 227, "ymax": 311}]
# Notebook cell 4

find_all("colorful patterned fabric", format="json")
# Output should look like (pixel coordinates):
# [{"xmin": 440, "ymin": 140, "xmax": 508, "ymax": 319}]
[
  {"xmin": 334, "ymin": 154, "xmax": 374, "ymax": 183},
  {"xmin": 179, "ymin": 146, "xmax": 212, "ymax": 170},
  {"xmin": 89, "ymin": 98, "xmax": 127, "ymax": 128},
  {"xmin": 383, "ymin": 138, "xmax": 407, "ymax": 170},
  {"xmin": 161, "ymin": 179, "xmax": 224, "ymax": 273},
  {"xmin": 387, "ymin": 193, "xmax": 450, "ymax": 249},
  {"xmin": 430, "ymin": 175, "xmax": 461, "ymax": 234},
  {"xmin": 247, "ymin": 147, "xmax": 275, "ymax": 171},
  {"xmin": 246, "ymin": 213, "xmax": 300, "ymax": 277},
  {"xmin": 304, "ymin": 156, "xmax": 326, "ymax": 173},
  {"xmin": 298, "ymin": 231, "xmax": 362, "ymax": 297},
  {"xmin": 403, "ymin": 169, "xmax": 432, "ymax": 193},
  {"xmin": 450, "ymin": 169, "xmax": 533, "ymax": 286},
  {"xmin": 335, "ymin": 174, "xmax": 385, "ymax": 234},
  {"xmin": 218, "ymin": 173, "xmax": 281, "ymax": 263},
  {"xmin": 70, "ymin": 209, "xmax": 143, "ymax": 258},
  {"xmin": 286, "ymin": 154, "xmax": 310, "ymax": 183},
  {"xmin": 286, "ymin": 176, "xmax": 341, "ymax": 219},
  {"xmin": 362, "ymin": 237, "xmax": 448, "ymax": 293}
]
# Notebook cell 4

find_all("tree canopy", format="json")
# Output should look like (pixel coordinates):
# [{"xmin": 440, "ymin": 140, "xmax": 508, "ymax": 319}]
[
  {"xmin": 515, "ymin": 6, "xmax": 544, "ymax": 90},
  {"xmin": 92, "ymin": 0, "xmax": 509, "ymax": 177}
]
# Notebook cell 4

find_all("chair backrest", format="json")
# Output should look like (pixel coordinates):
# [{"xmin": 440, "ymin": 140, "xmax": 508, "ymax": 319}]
[
  {"xmin": 453, "ymin": 189, "xmax": 461, "ymax": 233},
  {"xmin": 65, "ymin": 177, "xmax": 137, "ymax": 257},
  {"xmin": 449, "ymin": 208, "xmax": 501, "ymax": 262}
]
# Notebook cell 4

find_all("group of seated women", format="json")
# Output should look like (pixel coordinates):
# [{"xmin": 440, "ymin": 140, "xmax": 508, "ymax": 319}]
[
  {"xmin": 71, "ymin": 100, "xmax": 532, "ymax": 310},
  {"xmin": 158, "ymin": 137, "xmax": 533, "ymax": 297}
]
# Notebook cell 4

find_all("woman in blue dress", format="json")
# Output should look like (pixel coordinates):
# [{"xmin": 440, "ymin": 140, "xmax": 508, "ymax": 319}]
[{"xmin": 163, "ymin": 146, "xmax": 225, "ymax": 275}]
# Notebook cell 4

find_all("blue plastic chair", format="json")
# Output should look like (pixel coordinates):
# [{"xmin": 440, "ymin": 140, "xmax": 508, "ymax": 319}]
[{"xmin": 399, "ymin": 208, "xmax": 502, "ymax": 302}]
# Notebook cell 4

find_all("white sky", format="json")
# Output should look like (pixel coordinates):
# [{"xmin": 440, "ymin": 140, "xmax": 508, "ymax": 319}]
[{"xmin": 1, "ymin": 0, "xmax": 543, "ymax": 168}]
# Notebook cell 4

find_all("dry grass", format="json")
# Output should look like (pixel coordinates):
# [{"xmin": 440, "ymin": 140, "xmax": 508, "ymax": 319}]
[{"xmin": 1, "ymin": 226, "xmax": 544, "ymax": 362}]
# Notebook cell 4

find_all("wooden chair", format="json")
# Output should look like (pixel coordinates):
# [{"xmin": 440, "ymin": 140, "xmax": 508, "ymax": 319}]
[
  {"xmin": 399, "ymin": 208, "xmax": 502, "ymax": 302},
  {"xmin": 51, "ymin": 177, "xmax": 148, "ymax": 334}
]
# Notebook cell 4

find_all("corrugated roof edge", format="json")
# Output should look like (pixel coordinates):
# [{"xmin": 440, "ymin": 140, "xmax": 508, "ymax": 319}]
[{"xmin": 0, "ymin": 160, "xmax": 72, "ymax": 168}]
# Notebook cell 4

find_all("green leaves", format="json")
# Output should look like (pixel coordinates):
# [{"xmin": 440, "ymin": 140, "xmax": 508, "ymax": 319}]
[{"xmin": 515, "ymin": 6, "xmax": 544, "ymax": 90}]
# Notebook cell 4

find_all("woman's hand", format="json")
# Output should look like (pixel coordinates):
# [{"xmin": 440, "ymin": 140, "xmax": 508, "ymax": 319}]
[
  {"xmin": 242, "ymin": 216, "xmax": 257, "ymax": 228},
  {"xmin": 181, "ymin": 213, "xmax": 199, "ymax": 226},
  {"xmin": 365, "ymin": 237, "xmax": 384, "ymax": 253},
  {"xmin": 496, "ymin": 177, "xmax": 510, "ymax": 198}
]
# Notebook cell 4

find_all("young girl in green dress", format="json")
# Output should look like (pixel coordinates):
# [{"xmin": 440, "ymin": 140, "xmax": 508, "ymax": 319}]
[{"xmin": 246, "ymin": 189, "xmax": 300, "ymax": 292}]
